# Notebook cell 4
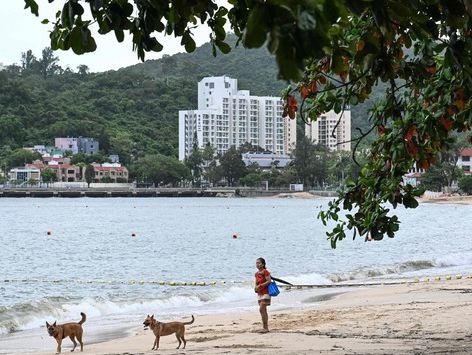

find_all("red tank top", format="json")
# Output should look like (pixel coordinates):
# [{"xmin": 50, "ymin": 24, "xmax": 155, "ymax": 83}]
[{"xmin": 255, "ymin": 269, "xmax": 271, "ymax": 295}]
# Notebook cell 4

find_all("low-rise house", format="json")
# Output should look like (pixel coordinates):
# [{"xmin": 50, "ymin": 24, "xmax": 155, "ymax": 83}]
[
  {"xmin": 109, "ymin": 154, "xmax": 120, "ymax": 163},
  {"xmin": 42, "ymin": 156, "xmax": 71, "ymax": 165},
  {"xmin": 9, "ymin": 167, "xmax": 41, "ymax": 183},
  {"xmin": 26, "ymin": 160, "xmax": 82, "ymax": 182},
  {"xmin": 78, "ymin": 137, "xmax": 99, "ymax": 155},
  {"xmin": 27, "ymin": 161, "xmax": 82, "ymax": 182},
  {"xmin": 242, "ymin": 152, "xmax": 292, "ymax": 169},
  {"xmin": 55, "ymin": 137, "xmax": 99, "ymax": 155},
  {"xmin": 55, "ymin": 137, "xmax": 79, "ymax": 154},
  {"xmin": 458, "ymin": 148, "xmax": 472, "ymax": 175},
  {"xmin": 25, "ymin": 145, "xmax": 65, "ymax": 158},
  {"xmin": 47, "ymin": 162, "xmax": 82, "ymax": 182},
  {"xmin": 92, "ymin": 164, "xmax": 128, "ymax": 183}
]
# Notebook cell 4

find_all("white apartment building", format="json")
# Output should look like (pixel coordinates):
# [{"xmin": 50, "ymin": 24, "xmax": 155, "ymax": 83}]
[
  {"xmin": 305, "ymin": 110, "xmax": 351, "ymax": 151},
  {"xmin": 179, "ymin": 76, "xmax": 297, "ymax": 160}
]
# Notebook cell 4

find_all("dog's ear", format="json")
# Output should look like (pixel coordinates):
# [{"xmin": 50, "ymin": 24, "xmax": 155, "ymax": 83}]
[
  {"xmin": 53, "ymin": 321, "xmax": 56, "ymax": 326},
  {"xmin": 151, "ymin": 314, "xmax": 154, "ymax": 319},
  {"xmin": 46, "ymin": 321, "xmax": 50, "ymax": 327}
]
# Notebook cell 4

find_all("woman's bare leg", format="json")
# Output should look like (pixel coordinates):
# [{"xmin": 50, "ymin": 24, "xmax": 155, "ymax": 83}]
[{"xmin": 259, "ymin": 302, "xmax": 269, "ymax": 332}]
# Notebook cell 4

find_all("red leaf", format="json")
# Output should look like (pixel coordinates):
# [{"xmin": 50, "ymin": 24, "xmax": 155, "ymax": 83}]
[{"xmin": 439, "ymin": 116, "xmax": 453, "ymax": 130}]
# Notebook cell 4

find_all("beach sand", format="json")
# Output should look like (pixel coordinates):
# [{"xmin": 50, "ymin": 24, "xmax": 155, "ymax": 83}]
[
  {"xmin": 31, "ymin": 279, "xmax": 472, "ymax": 355},
  {"xmin": 273, "ymin": 192, "xmax": 472, "ymax": 205},
  {"xmin": 419, "ymin": 195, "xmax": 472, "ymax": 205}
]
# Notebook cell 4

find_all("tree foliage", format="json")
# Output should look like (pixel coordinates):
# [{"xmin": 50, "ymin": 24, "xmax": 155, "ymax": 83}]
[
  {"xmin": 291, "ymin": 136, "xmax": 332, "ymax": 189},
  {"xmin": 458, "ymin": 175, "xmax": 472, "ymax": 194},
  {"xmin": 25, "ymin": 0, "xmax": 472, "ymax": 247},
  {"xmin": 41, "ymin": 167, "xmax": 57, "ymax": 185},
  {"xmin": 6, "ymin": 149, "xmax": 41, "ymax": 169},
  {"xmin": 84, "ymin": 164, "xmax": 94, "ymax": 187},
  {"xmin": 219, "ymin": 147, "xmax": 247, "ymax": 186},
  {"xmin": 132, "ymin": 154, "xmax": 190, "ymax": 186}
]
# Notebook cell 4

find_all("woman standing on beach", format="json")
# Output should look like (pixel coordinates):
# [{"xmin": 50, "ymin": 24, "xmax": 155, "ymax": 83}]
[{"xmin": 254, "ymin": 257, "xmax": 271, "ymax": 333}]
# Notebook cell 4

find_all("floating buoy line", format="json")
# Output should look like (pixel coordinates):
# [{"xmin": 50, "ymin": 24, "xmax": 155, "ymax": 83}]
[{"xmin": 1, "ymin": 274, "xmax": 470, "ymax": 288}]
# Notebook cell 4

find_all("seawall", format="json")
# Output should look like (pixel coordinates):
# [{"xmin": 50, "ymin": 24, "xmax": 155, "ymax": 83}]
[{"xmin": 0, "ymin": 188, "xmax": 337, "ymax": 198}]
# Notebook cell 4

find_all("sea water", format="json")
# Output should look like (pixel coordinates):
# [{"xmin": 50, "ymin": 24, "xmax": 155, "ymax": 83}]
[{"xmin": 0, "ymin": 197, "xmax": 471, "ymax": 352}]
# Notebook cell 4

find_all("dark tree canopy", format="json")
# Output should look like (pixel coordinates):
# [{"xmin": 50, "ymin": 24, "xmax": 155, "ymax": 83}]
[{"xmin": 25, "ymin": 0, "xmax": 472, "ymax": 247}]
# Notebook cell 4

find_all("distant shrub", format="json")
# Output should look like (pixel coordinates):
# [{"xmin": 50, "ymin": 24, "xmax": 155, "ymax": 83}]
[{"xmin": 458, "ymin": 175, "xmax": 472, "ymax": 195}]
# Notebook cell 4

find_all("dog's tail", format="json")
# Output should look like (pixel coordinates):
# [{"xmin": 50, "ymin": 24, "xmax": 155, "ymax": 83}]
[
  {"xmin": 184, "ymin": 315, "xmax": 195, "ymax": 325},
  {"xmin": 78, "ymin": 312, "xmax": 86, "ymax": 325}
]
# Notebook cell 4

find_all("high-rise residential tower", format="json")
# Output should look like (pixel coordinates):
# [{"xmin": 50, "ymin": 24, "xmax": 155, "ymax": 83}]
[
  {"xmin": 305, "ymin": 110, "xmax": 351, "ymax": 151},
  {"xmin": 179, "ymin": 76, "xmax": 297, "ymax": 160}
]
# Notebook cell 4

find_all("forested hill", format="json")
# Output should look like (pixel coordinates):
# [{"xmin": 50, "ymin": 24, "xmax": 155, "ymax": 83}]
[{"xmin": 0, "ymin": 35, "xmax": 376, "ymax": 164}]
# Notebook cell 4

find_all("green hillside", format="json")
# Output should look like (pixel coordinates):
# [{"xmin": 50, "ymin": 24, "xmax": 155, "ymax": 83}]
[{"xmin": 0, "ymin": 35, "xmax": 378, "ymax": 164}]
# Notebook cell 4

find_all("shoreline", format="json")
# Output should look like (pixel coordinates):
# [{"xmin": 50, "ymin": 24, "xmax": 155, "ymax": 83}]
[
  {"xmin": 1, "ymin": 187, "xmax": 471, "ymax": 204},
  {"xmin": 418, "ymin": 195, "xmax": 472, "ymax": 205},
  {"xmin": 25, "ymin": 279, "xmax": 472, "ymax": 355}
]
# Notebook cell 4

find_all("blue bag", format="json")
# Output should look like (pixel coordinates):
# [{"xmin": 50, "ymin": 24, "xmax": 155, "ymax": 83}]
[{"xmin": 268, "ymin": 281, "xmax": 280, "ymax": 297}]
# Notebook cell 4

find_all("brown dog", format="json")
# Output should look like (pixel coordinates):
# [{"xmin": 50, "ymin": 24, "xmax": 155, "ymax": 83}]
[
  {"xmin": 143, "ymin": 314, "xmax": 194, "ymax": 350},
  {"xmin": 46, "ymin": 312, "xmax": 86, "ymax": 354}
]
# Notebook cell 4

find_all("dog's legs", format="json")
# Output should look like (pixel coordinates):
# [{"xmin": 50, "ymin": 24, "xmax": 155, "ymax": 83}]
[
  {"xmin": 56, "ymin": 339, "xmax": 62, "ymax": 354},
  {"xmin": 155, "ymin": 335, "xmax": 160, "ymax": 350},
  {"xmin": 175, "ymin": 334, "xmax": 182, "ymax": 349},
  {"xmin": 182, "ymin": 335, "xmax": 186, "ymax": 349},
  {"xmin": 152, "ymin": 337, "xmax": 157, "ymax": 350},
  {"xmin": 76, "ymin": 331, "xmax": 83, "ymax": 351},
  {"xmin": 69, "ymin": 336, "xmax": 77, "ymax": 352}
]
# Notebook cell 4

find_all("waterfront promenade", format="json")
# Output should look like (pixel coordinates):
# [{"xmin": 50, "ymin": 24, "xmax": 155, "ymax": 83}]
[{"xmin": 0, "ymin": 187, "xmax": 336, "ymax": 198}]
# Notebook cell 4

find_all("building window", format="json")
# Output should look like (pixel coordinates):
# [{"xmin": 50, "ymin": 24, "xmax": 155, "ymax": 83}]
[
  {"xmin": 209, "ymin": 83, "xmax": 214, "ymax": 89},
  {"xmin": 462, "ymin": 156, "xmax": 470, "ymax": 161},
  {"xmin": 463, "ymin": 166, "xmax": 471, "ymax": 172}
]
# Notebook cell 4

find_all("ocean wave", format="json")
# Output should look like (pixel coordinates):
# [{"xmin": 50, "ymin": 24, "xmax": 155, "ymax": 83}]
[
  {"xmin": 328, "ymin": 259, "xmax": 439, "ymax": 282},
  {"xmin": 0, "ymin": 286, "xmax": 253, "ymax": 335},
  {"xmin": 434, "ymin": 251, "xmax": 472, "ymax": 268},
  {"xmin": 276, "ymin": 272, "xmax": 332, "ymax": 286}
]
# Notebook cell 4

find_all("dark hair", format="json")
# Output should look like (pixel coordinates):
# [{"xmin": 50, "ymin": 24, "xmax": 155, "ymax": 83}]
[{"xmin": 257, "ymin": 257, "xmax": 266, "ymax": 268}]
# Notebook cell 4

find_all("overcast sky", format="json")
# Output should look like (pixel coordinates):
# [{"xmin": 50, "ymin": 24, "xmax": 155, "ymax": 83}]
[{"xmin": 0, "ymin": 2, "xmax": 215, "ymax": 72}]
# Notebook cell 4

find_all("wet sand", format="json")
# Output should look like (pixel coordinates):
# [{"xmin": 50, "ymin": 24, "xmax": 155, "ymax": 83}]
[{"xmin": 29, "ymin": 279, "xmax": 472, "ymax": 355}]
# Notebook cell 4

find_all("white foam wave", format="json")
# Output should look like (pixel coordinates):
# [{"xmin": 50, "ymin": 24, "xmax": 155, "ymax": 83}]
[
  {"xmin": 434, "ymin": 251, "xmax": 472, "ymax": 267},
  {"xmin": 0, "ymin": 286, "xmax": 256, "ymax": 335},
  {"xmin": 277, "ymin": 272, "xmax": 332, "ymax": 286}
]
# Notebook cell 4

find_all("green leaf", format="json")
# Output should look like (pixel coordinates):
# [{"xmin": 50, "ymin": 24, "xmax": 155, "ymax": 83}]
[
  {"xmin": 81, "ymin": 28, "xmax": 97, "ymax": 52},
  {"xmin": 115, "ymin": 29, "xmax": 124, "ymax": 42},
  {"xmin": 70, "ymin": 27, "xmax": 84, "ymax": 54},
  {"xmin": 24, "ymin": 0, "xmax": 39, "ymax": 16},
  {"xmin": 244, "ymin": 5, "xmax": 267, "ymax": 48},
  {"xmin": 182, "ymin": 32, "xmax": 196, "ymax": 52},
  {"xmin": 216, "ymin": 40, "xmax": 231, "ymax": 54},
  {"xmin": 403, "ymin": 194, "xmax": 418, "ymax": 208}
]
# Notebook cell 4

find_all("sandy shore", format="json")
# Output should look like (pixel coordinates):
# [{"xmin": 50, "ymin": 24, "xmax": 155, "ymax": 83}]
[
  {"xmin": 419, "ymin": 195, "xmax": 472, "ymax": 205},
  {"xmin": 272, "ymin": 192, "xmax": 472, "ymax": 205},
  {"xmin": 31, "ymin": 279, "xmax": 472, "ymax": 355}
]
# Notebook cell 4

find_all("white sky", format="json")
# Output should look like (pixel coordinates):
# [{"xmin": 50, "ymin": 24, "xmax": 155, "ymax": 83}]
[{"xmin": 0, "ymin": 1, "xmax": 215, "ymax": 72}]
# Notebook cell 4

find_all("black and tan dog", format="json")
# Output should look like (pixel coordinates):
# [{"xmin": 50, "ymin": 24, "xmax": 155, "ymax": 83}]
[
  {"xmin": 46, "ymin": 312, "xmax": 86, "ymax": 354},
  {"xmin": 143, "ymin": 314, "xmax": 194, "ymax": 350}
]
